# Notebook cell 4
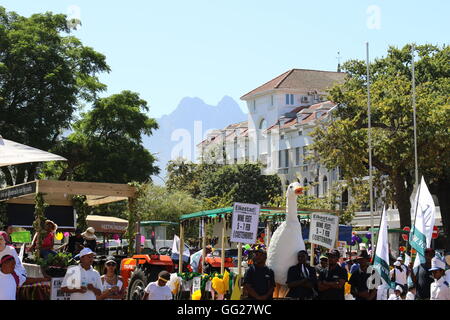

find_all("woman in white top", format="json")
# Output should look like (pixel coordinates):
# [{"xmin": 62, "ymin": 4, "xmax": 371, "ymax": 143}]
[
  {"xmin": 0, "ymin": 231, "xmax": 27, "ymax": 286},
  {"xmin": 98, "ymin": 257, "xmax": 125, "ymax": 300}
]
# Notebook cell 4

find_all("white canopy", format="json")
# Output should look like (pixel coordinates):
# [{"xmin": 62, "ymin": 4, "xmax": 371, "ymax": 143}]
[{"xmin": 0, "ymin": 136, "xmax": 67, "ymax": 167}]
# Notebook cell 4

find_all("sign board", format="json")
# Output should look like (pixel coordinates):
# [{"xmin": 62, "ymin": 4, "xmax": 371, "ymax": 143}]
[
  {"xmin": 336, "ymin": 241, "xmax": 347, "ymax": 258},
  {"xmin": 192, "ymin": 276, "xmax": 201, "ymax": 293},
  {"xmin": 432, "ymin": 226, "xmax": 439, "ymax": 239},
  {"xmin": 0, "ymin": 182, "xmax": 36, "ymax": 201},
  {"xmin": 309, "ymin": 213, "xmax": 339, "ymax": 249},
  {"xmin": 230, "ymin": 203, "xmax": 261, "ymax": 244},
  {"xmin": 50, "ymin": 277, "xmax": 71, "ymax": 300},
  {"xmin": 11, "ymin": 231, "xmax": 31, "ymax": 243}
]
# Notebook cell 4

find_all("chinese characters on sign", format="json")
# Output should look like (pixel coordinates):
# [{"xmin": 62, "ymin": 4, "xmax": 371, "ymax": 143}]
[
  {"xmin": 309, "ymin": 213, "xmax": 338, "ymax": 249},
  {"xmin": 230, "ymin": 203, "xmax": 261, "ymax": 244}
]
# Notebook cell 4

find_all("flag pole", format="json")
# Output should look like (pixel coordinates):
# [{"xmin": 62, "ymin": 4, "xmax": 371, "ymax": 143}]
[
  {"xmin": 366, "ymin": 42, "xmax": 375, "ymax": 256},
  {"xmin": 411, "ymin": 44, "xmax": 419, "ymax": 189}
]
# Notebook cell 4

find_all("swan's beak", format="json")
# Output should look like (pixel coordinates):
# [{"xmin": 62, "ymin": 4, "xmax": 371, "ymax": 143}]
[{"xmin": 294, "ymin": 187, "xmax": 303, "ymax": 195}]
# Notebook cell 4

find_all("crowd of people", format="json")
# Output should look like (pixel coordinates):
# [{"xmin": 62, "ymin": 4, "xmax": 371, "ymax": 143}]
[{"xmin": 242, "ymin": 247, "xmax": 450, "ymax": 300}]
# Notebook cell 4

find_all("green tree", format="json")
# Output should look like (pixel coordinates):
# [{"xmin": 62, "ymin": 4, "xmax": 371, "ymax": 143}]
[
  {"xmin": 42, "ymin": 91, "xmax": 159, "ymax": 183},
  {"xmin": 310, "ymin": 44, "xmax": 450, "ymax": 237},
  {"xmin": 0, "ymin": 7, "xmax": 109, "ymax": 185}
]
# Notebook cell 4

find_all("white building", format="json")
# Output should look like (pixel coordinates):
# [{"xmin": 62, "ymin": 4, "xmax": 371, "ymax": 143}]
[{"xmin": 198, "ymin": 69, "xmax": 346, "ymax": 199}]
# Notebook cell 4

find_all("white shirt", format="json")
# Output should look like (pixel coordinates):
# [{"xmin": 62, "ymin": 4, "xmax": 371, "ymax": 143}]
[
  {"xmin": 101, "ymin": 277, "xmax": 123, "ymax": 300},
  {"xmin": 388, "ymin": 293, "xmax": 401, "ymax": 300},
  {"xmin": 144, "ymin": 281, "xmax": 172, "ymax": 300},
  {"xmin": 0, "ymin": 245, "xmax": 27, "ymax": 286},
  {"xmin": 376, "ymin": 284, "xmax": 392, "ymax": 300},
  {"xmin": 0, "ymin": 271, "xmax": 17, "ymax": 300},
  {"xmin": 430, "ymin": 277, "xmax": 450, "ymax": 300},
  {"xmin": 390, "ymin": 265, "xmax": 408, "ymax": 285},
  {"xmin": 61, "ymin": 265, "xmax": 103, "ymax": 300},
  {"xmin": 445, "ymin": 269, "xmax": 450, "ymax": 284},
  {"xmin": 405, "ymin": 292, "xmax": 415, "ymax": 300}
]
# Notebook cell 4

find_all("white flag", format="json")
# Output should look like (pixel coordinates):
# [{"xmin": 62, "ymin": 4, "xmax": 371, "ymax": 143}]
[
  {"xmin": 410, "ymin": 177, "xmax": 436, "ymax": 267},
  {"xmin": 374, "ymin": 206, "xmax": 391, "ymax": 286},
  {"xmin": 172, "ymin": 235, "xmax": 190, "ymax": 258}
]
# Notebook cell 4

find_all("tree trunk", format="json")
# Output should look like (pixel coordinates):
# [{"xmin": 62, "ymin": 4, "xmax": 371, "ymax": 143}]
[
  {"xmin": 430, "ymin": 178, "xmax": 450, "ymax": 251},
  {"xmin": 392, "ymin": 174, "xmax": 411, "ymax": 228}
]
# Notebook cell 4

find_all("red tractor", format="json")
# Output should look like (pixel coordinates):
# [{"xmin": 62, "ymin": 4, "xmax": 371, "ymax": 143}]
[{"xmin": 120, "ymin": 221, "xmax": 191, "ymax": 300}]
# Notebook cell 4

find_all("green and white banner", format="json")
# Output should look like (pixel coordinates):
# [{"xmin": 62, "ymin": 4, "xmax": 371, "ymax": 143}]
[
  {"xmin": 410, "ymin": 177, "xmax": 436, "ymax": 266},
  {"xmin": 373, "ymin": 207, "xmax": 392, "ymax": 287}
]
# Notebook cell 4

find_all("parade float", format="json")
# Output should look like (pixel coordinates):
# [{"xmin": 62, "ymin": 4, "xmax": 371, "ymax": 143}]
[{"xmin": 0, "ymin": 179, "xmax": 138, "ymax": 300}]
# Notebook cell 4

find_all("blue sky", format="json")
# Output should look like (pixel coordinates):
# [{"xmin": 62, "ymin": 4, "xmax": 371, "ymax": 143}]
[{"xmin": 2, "ymin": 0, "xmax": 449, "ymax": 118}]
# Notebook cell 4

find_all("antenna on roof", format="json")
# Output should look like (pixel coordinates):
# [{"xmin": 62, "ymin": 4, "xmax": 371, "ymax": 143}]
[{"xmin": 336, "ymin": 51, "xmax": 341, "ymax": 72}]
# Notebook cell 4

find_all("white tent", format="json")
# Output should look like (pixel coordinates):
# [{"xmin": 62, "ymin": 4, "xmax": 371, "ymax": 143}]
[{"xmin": 0, "ymin": 136, "xmax": 67, "ymax": 167}]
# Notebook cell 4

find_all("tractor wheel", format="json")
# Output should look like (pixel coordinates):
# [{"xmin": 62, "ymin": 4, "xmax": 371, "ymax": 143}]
[{"xmin": 127, "ymin": 268, "xmax": 148, "ymax": 300}]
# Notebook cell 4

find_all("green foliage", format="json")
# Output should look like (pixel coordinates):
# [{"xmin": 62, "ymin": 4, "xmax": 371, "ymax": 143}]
[
  {"xmin": 166, "ymin": 160, "xmax": 282, "ymax": 210},
  {"xmin": 36, "ymin": 252, "xmax": 75, "ymax": 268},
  {"xmin": 33, "ymin": 193, "xmax": 48, "ymax": 256},
  {"xmin": 0, "ymin": 7, "xmax": 109, "ymax": 185},
  {"xmin": 42, "ymin": 91, "xmax": 159, "ymax": 184},
  {"xmin": 311, "ymin": 43, "xmax": 450, "ymax": 228},
  {"xmin": 72, "ymin": 195, "xmax": 90, "ymax": 232}
]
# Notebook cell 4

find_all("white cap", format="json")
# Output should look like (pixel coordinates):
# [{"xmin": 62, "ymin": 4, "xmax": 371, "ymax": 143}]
[
  {"xmin": 396, "ymin": 257, "xmax": 403, "ymax": 261},
  {"xmin": 395, "ymin": 285, "xmax": 403, "ymax": 293},
  {"xmin": 79, "ymin": 247, "xmax": 95, "ymax": 258},
  {"xmin": 394, "ymin": 261, "xmax": 401, "ymax": 267},
  {"xmin": 429, "ymin": 257, "xmax": 446, "ymax": 271}
]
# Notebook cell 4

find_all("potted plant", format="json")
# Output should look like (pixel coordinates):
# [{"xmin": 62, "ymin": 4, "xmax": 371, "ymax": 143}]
[{"xmin": 37, "ymin": 252, "xmax": 75, "ymax": 278}]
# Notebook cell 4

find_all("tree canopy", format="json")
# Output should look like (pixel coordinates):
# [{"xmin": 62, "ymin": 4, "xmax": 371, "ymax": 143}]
[
  {"xmin": 42, "ymin": 91, "xmax": 159, "ymax": 183},
  {"xmin": 311, "ymin": 44, "xmax": 449, "ymax": 234},
  {"xmin": 0, "ymin": 7, "xmax": 110, "ymax": 185}
]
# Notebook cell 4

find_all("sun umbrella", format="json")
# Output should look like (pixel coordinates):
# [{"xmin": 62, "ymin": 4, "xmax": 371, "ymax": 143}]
[{"xmin": 0, "ymin": 136, "xmax": 67, "ymax": 167}]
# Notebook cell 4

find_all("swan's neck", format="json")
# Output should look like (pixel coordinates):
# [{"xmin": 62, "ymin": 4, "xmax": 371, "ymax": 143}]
[{"xmin": 286, "ymin": 194, "xmax": 298, "ymax": 222}]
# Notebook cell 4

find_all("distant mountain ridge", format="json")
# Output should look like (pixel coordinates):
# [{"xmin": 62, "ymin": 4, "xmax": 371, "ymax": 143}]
[{"xmin": 143, "ymin": 95, "xmax": 247, "ymax": 182}]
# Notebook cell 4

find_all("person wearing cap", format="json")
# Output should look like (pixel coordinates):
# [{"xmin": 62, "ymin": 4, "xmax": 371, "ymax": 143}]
[
  {"xmin": 0, "ymin": 231, "xmax": 26, "ymax": 286},
  {"xmin": 348, "ymin": 250, "xmax": 377, "ymax": 300},
  {"xmin": 411, "ymin": 248, "xmax": 435, "ymax": 299},
  {"xmin": 143, "ymin": 270, "xmax": 173, "ymax": 300},
  {"xmin": 61, "ymin": 247, "xmax": 103, "ymax": 300},
  {"xmin": 317, "ymin": 249, "xmax": 348, "ymax": 300},
  {"xmin": 82, "ymin": 227, "xmax": 97, "ymax": 252},
  {"xmin": 315, "ymin": 255, "xmax": 328, "ymax": 277},
  {"xmin": 0, "ymin": 255, "xmax": 18, "ymax": 300},
  {"xmin": 429, "ymin": 256, "xmax": 450, "ymax": 300},
  {"xmin": 286, "ymin": 250, "xmax": 318, "ymax": 300},
  {"xmin": 67, "ymin": 228, "xmax": 85, "ymax": 256},
  {"xmin": 390, "ymin": 256, "xmax": 408, "ymax": 293},
  {"xmin": 388, "ymin": 285, "xmax": 404, "ymax": 300},
  {"xmin": 98, "ymin": 257, "xmax": 125, "ymax": 300},
  {"xmin": 243, "ymin": 248, "xmax": 275, "ymax": 300}
]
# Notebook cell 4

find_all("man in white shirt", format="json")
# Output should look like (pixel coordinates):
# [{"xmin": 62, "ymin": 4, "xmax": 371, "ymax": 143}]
[
  {"xmin": 143, "ymin": 270, "xmax": 173, "ymax": 300},
  {"xmin": 388, "ymin": 285, "xmax": 403, "ymax": 300},
  {"xmin": 390, "ymin": 257, "xmax": 408, "ymax": 290},
  {"xmin": 429, "ymin": 256, "xmax": 450, "ymax": 300},
  {"xmin": 61, "ymin": 248, "xmax": 103, "ymax": 300},
  {"xmin": 0, "ymin": 255, "xmax": 18, "ymax": 300}
]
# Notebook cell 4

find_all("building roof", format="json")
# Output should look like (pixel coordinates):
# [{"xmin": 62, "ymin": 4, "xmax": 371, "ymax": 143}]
[{"xmin": 240, "ymin": 69, "xmax": 346, "ymax": 100}]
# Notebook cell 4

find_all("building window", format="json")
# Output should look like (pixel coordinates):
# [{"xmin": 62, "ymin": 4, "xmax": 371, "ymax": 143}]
[
  {"xmin": 285, "ymin": 94, "xmax": 294, "ymax": 105},
  {"xmin": 279, "ymin": 149, "xmax": 289, "ymax": 168},
  {"xmin": 259, "ymin": 119, "xmax": 267, "ymax": 130},
  {"xmin": 323, "ymin": 176, "xmax": 328, "ymax": 195},
  {"xmin": 295, "ymin": 147, "xmax": 300, "ymax": 166},
  {"xmin": 271, "ymin": 95, "xmax": 274, "ymax": 106},
  {"xmin": 280, "ymin": 134, "xmax": 285, "ymax": 140},
  {"xmin": 298, "ymin": 130, "xmax": 303, "ymax": 136},
  {"xmin": 303, "ymin": 178, "xmax": 308, "ymax": 196}
]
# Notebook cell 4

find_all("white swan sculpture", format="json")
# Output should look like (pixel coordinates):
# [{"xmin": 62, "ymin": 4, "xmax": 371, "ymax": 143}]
[{"xmin": 267, "ymin": 181, "xmax": 305, "ymax": 291}]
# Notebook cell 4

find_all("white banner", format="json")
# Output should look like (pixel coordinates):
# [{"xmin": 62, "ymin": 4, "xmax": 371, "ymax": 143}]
[
  {"xmin": 230, "ymin": 203, "xmax": 261, "ymax": 244},
  {"xmin": 50, "ymin": 277, "xmax": 71, "ymax": 300},
  {"xmin": 373, "ymin": 207, "xmax": 391, "ymax": 287},
  {"xmin": 309, "ymin": 213, "xmax": 338, "ymax": 249}
]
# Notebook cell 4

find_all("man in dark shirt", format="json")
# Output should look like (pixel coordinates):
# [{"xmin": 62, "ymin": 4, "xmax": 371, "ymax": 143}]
[
  {"xmin": 286, "ymin": 250, "xmax": 317, "ymax": 300},
  {"xmin": 348, "ymin": 250, "xmax": 377, "ymax": 300},
  {"xmin": 67, "ymin": 229, "xmax": 85, "ymax": 256},
  {"xmin": 318, "ymin": 249, "xmax": 348, "ymax": 300},
  {"xmin": 411, "ymin": 248, "xmax": 435, "ymax": 299},
  {"xmin": 243, "ymin": 248, "xmax": 275, "ymax": 300},
  {"xmin": 315, "ymin": 255, "xmax": 328, "ymax": 276}
]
